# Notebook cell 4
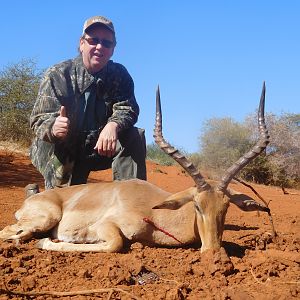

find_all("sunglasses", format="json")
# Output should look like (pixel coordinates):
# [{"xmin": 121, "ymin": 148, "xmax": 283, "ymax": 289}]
[{"xmin": 83, "ymin": 37, "xmax": 115, "ymax": 49}]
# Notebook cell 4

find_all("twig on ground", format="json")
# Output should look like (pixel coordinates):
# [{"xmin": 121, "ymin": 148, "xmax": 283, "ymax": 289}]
[
  {"xmin": 250, "ymin": 267, "xmax": 271, "ymax": 285},
  {"xmin": 281, "ymin": 186, "xmax": 300, "ymax": 196},
  {"xmin": 106, "ymin": 289, "xmax": 114, "ymax": 300},
  {"xmin": 250, "ymin": 268, "xmax": 299, "ymax": 286},
  {"xmin": 0, "ymin": 286, "xmax": 142, "ymax": 299}
]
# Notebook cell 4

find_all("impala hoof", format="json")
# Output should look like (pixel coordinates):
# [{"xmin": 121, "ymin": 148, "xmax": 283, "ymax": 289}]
[
  {"xmin": 36, "ymin": 238, "xmax": 50, "ymax": 249},
  {"xmin": 25, "ymin": 183, "xmax": 40, "ymax": 198}
]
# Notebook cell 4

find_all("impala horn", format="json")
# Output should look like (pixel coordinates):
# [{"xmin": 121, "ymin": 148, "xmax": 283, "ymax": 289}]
[
  {"xmin": 217, "ymin": 82, "xmax": 270, "ymax": 192},
  {"xmin": 153, "ymin": 86, "xmax": 210, "ymax": 192}
]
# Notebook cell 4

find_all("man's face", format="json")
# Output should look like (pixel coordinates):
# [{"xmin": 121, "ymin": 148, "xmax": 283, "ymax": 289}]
[{"xmin": 80, "ymin": 26, "xmax": 115, "ymax": 74}]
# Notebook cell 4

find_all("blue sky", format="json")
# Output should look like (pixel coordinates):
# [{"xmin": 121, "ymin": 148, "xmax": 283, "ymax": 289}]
[{"xmin": 1, "ymin": 1, "xmax": 299, "ymax": 152}]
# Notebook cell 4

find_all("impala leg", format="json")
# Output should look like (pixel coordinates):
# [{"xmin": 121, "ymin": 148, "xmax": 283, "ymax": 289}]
[
  {"xmin": 37, "ymin": 222, "xmax": 124, "ymax": 253},
  {"xmin": 0, "ymin": 222, "xmax": 35, "ymax": 241},
  {"xmin": 0, "ymin": 199, "xmax": 62, "ymax": 241}
]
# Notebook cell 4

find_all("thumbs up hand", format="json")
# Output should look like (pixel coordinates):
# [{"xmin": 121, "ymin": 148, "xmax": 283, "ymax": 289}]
[
  {"xmin": 52, "ymin": 106, "xmax": 70, "ymax": 139},
  {"xmin": 59, "ymin": 106, "xmax": 67, "ymax": 118}
]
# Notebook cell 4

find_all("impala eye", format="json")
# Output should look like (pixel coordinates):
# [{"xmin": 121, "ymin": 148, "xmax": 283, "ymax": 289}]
[{"xmin": 194, "ymin": 202, "xmax": 204, "ymax": 215}]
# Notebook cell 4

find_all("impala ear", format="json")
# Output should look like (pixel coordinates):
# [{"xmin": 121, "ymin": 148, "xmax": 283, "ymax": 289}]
[
  {"xmin": 152, "ymin": 188, "xmax": 195, "ymax": 210},
  {"xmin": 227, "ymin": 188, "xmax": 270, "ymax": 213},
  {"xmin": 152, "ymin": 196, "xmax": 192, "ymax": 210}
]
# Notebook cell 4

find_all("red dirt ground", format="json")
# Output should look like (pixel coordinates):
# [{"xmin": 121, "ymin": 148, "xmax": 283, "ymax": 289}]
[{"xmin": 0, "ymin": 150, "xmax": 299, "ymax": 299}]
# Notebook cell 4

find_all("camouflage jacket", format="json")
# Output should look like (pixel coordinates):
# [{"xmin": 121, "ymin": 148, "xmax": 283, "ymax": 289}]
[
  {"xmin": 29, "ymin": 55, "xmax": 139, "ymax": 181},
  {"xmin": 30, "ymin": 55, "xmax": 139, "ymax": 143}
]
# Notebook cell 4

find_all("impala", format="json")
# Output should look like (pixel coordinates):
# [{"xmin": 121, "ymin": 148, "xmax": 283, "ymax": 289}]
[{"xmin": 0, "ymin": 84, "xmax": 270, "ymax": 252}]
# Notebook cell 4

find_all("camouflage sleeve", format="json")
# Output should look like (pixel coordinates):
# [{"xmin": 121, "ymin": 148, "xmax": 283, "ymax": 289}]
[
  {"xmin": 30, "ymin": 67, "xmax": 61, "ymax": 143},
  {"xmin": 106, "ymin": 63, "xmax": 139, "ymax": 131}
]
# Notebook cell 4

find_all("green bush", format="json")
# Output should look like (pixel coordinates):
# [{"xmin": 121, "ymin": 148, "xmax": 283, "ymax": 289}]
[
  {"xmin": 198, "ymin": 113, "xmax": 300, "ymax": 189},
  {"xmin": 146, "ymin": 143, "xmax": 176, "ymax": 166},
  {"xmin": 0, "ymin": 59, "xmax": 41, "ymax": 145}
]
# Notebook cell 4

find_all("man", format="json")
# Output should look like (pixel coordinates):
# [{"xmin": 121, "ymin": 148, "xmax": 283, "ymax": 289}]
[{"xmin": 30, "ymin": 15, "xmax": 147, "ymax": 189}]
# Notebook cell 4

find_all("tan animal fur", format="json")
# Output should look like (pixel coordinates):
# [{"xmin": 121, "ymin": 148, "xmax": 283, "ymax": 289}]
[{"xmin": 0, "ymin": 84, "xmax": 270, "ymax": 253}]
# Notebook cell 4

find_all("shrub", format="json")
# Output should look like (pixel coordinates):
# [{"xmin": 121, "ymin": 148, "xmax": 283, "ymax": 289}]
[
  {"xmin": 146, "ymin": 143, "xmax": 176, "ymax": 166},
  {"xmin": 0, "ymin": 59, "xmax": 41, "ymax": 145}
]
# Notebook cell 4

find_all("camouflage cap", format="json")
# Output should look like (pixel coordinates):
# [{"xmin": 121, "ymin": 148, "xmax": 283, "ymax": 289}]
[{"xmin": 82, "ymin": 16, "xmax": 115, "ymax": 34}]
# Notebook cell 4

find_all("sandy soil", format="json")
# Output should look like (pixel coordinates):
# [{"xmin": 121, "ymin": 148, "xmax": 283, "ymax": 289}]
[{"xmin": 0, "ymin": 150, "xmax": 299, "ymax": 300}]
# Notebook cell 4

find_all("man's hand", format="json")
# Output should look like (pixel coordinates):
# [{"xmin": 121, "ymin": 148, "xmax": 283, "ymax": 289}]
[
  {"xmin": 94, "ymin": 122, "xmax": 119, "ymax": 157},
  {"xmin": 52, "ymin": 106, "xmax": 69, "ymax": 139}
]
